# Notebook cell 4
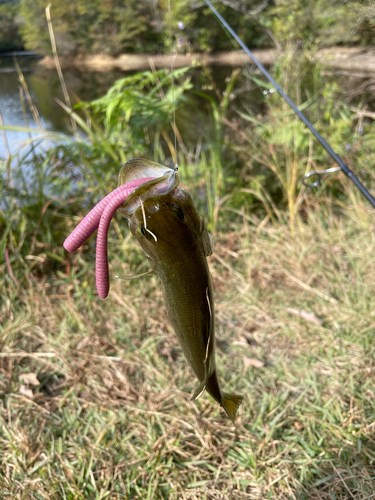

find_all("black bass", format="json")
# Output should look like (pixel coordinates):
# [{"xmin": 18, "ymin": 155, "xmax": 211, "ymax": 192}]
[{"xmin": 119, "ymin": 159, "xmax": 243, "ymax": 422}]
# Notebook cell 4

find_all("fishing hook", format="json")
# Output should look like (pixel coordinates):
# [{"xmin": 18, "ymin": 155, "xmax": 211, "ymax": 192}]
[{"xmin": 204, "ymin": 0, "xmax": 375, "ymax": 209}]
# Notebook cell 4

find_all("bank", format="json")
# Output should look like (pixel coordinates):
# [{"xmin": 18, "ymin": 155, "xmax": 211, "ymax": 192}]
[{"xmin": 37, "ymin": 47, "xmax": 375, "ymax": 75}]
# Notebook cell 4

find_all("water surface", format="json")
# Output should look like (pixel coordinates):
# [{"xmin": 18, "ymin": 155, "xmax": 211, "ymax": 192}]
[{"xmin": 0, "ymin": 54, "xmax": 127, "ymax": 158}]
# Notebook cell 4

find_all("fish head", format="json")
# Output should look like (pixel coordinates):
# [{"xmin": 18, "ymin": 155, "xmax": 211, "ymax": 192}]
[
  {"xmin": 117, "ymin": 158, "xmax": 180, "ymax": 218},
  {"xmin": 117, "ymin": 158, "xmax": 212, "ymax": 260},
  {"xmin": 129, "ymin": 187, "xmax": 206, "ymax": 259}
]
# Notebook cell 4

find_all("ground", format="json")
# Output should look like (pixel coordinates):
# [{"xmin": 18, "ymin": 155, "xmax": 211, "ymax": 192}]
[{"xmin": 1, "ymin": 200, "xmax": 375, "ymax": 499}]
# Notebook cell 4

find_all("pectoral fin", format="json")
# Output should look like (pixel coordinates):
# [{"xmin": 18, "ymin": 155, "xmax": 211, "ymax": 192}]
[
  {"xmin": 115, "ymin": 269, "xmax": 154, "ymax": 281},
  {"xmin": 191, "ymin": 380, "xmax": 206, "ymax": 400}
]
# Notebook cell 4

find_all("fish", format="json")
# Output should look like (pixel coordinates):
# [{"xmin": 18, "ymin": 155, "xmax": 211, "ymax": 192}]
[
  {"xmin": 119, "ymin": 159, "xmax": 243, "ymax": 422},
  {"xmin": 64, "ymin": 158, "xmax": 243, "ymax": 421}
]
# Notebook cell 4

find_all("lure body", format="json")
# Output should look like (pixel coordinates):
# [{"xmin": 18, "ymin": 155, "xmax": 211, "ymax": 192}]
[{"xmin": 128, "ymin": 187, "xmax": 243, "ymax": 422}]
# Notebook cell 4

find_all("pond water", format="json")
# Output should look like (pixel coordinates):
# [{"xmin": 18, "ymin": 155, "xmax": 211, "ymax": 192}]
[{"xmin": 0, "ymin": 54, "xmax": 131, "ymax": 158}]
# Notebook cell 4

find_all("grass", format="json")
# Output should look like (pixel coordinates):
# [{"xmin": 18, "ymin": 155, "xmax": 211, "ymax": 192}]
[
  {"xmin": 1, "ymin": 46, "xmax": 375, "ymax": 498},
  {"xmin": 1, "ymin": 194, "xmax": 375, "ymax": 499}
]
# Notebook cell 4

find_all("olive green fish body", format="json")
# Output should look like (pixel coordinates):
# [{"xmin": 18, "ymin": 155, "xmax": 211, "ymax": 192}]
[
  {"xmin": 128, "ymin": 187, "xmax": 243, "ymax": 421},
  {"xmin": 151, "ymin": 223, "xmax": 215, "ymax": 388}
]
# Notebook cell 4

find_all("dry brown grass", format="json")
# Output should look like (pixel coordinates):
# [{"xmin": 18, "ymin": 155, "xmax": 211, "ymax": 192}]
[{"xmin": 1, "ymin": 201, "xmax": 375, "ymax": 499}]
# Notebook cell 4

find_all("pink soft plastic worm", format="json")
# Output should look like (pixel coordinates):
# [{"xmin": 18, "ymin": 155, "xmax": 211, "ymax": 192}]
[
  {"xmin": 63, "ymin": 179, "xmax": 153, "ymax": 253},
  {"xmin": 63, "ymin": 177, "xmax": 155, "ymax": 299}
]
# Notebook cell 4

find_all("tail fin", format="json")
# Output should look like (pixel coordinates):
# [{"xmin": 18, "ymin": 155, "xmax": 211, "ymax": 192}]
[{"xmin": 221, "ymin": 392, "xmax": 243, "ymax": 423}]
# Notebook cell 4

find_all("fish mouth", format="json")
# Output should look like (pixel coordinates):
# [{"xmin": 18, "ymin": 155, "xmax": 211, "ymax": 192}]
[{"xmin": 117, "ymin": 158, "xmax": 180, "ymax": 218}]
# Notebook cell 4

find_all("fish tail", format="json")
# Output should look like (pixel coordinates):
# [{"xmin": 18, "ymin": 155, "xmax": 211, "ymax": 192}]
[{"xmin": 221, "ymin": 392, "xmax": 243, "ymax": 423}]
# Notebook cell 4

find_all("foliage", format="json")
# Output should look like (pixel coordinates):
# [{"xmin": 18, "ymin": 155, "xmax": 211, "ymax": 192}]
[
  {"xmin": 0, "ymin": 0, "xmax": 24, "ymax": 52},
  {"xmin": 41, "ymin": 67, "xmax": 193, "ymax": 204},
  {"xmin": 225, "ymin": 50, "xmax": 366, "ymax": 233},
  {"xmin": 78, "ymin": 67, "xmax": 192, "ymax": 160},
  {"xmin": 159, "ymin": 0, "xmax": 198, "ymax": 50},
  {"xmin": 189, "ymin": 68, "xmax": 241, "ymax": 229},
  {"xmin": 6, "ymin": 0, "xmax": 375, "ymax": 57},
  {"xmin": 0, "ymin": 67, "xmax": 193, "ymax": 288},
  {"xmin": 266, "ymin": 0, "xmax": 375, "ymax": 47},
  {"xmin": 19, "ymin": 0, "xmax": 150, "ymax": 55},
  {"xmin": 194, "ymin": 1, "xmax": 268, "ymax": 52},
  {"xmin": 159, "ymin": 0, "xmax": 267, "ymax": 53},
  {"xmin": 17, "ymin": 0, "xmax": 268, "ymax": 56}
]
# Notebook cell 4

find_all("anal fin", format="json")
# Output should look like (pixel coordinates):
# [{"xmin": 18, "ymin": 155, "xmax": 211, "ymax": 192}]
[
  {"xmin": 191, "ymin": 355, "xmax": 210, "ymax": 401},
  {"xmin": 191, "ymin": 380, "xmax": 206, "ymax": 401}
]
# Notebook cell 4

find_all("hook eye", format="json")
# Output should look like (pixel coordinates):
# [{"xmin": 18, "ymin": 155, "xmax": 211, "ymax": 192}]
[
  {"xmin": 303, "ymin": 171, "xmax": 322, "ymax": 188},
  {"xmin": 303, "ymin": 167, "xmax": 342, "ymax": 189}
]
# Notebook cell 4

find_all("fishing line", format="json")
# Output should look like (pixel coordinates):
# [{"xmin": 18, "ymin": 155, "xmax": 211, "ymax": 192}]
[
  {"xmin": 168, "ymin": 0, "xmax": 178, "ymax": 168},
  {"xmin": 139, "ymin": 197, "xmax": 158, "ymax": 241},
  {"xmin": 204, "ymin": 0, "xmax": 375, "ymax": 209}
]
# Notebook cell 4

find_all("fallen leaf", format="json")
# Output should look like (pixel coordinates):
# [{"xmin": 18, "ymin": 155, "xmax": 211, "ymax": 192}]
[
  {"xmin": 19, "ymin": 385, "xmax": 34, "ymax": 399},
  {"xmin": 20, "ymin": 373, "xmax": 39, "ymax": 386},
  {"xmin": 243, "ymin": 356, "xmax": 264, "ymax": 369},
  {"xmin": 286, "ymin": 308, "xmax": 323, "ymax": 326}
]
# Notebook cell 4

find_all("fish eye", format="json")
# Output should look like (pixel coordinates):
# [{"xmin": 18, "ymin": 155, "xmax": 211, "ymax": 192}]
[{"xmin": 172, "ymin": 204, "xmax": 184, "ymax": 220}]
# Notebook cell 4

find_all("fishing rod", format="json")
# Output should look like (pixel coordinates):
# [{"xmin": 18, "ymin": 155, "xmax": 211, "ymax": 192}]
[{"xmin": 204, "ymin": 0, "xmax": 375, "ymax": 209}]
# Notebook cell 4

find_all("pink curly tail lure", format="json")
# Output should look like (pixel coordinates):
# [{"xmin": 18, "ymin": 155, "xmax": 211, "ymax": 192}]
[{"xmin": 63, "ymin": 178, "xmax": 155, "ymax": 299}]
